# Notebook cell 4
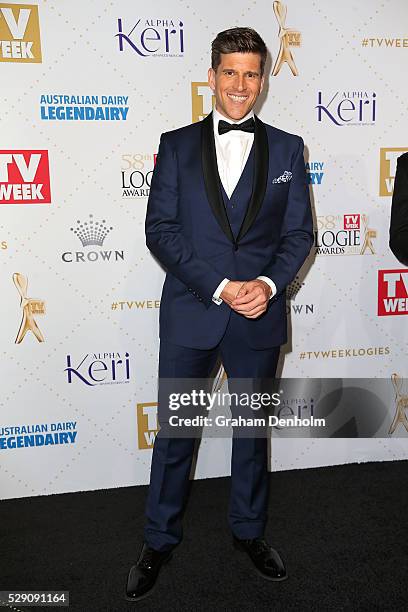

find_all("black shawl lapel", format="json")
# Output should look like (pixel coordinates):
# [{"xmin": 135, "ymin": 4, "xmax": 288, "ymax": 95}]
[
  {"xmin": 201, "ymin": 113, "xmax": 235, "ymax": 244},
  {"xmin": 201, "ymin": 113, "xmax": 269, "ymax": 245},
  {"xmin": 236, "ymin": 115, "xmax": 269, "ymax": 243}
]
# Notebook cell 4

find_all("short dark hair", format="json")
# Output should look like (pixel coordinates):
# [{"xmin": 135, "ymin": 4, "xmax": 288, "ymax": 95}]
[{"xmin": 211, "ymin": 27, "xmax": 267, "ymax": 76}]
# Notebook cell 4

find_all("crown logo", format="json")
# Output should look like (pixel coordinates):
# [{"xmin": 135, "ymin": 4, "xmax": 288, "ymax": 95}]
[
  {"xmin": 287, "ymin": 276, "xmax": 304, "ymax": 300},
  {"xmin": 70, "ymin": 214, "xmax": 113, "ymax": 247}
]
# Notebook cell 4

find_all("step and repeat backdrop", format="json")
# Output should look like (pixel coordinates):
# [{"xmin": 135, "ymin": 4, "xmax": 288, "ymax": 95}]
[{"xmin": 1, "ymin": 0, "xmax": 407, "ymax": 499}]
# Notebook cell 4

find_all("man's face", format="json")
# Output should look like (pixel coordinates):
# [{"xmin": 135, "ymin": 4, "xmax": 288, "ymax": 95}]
[{"xmin": 208, "ymin": 52, "xmax": 264, "ymax": 121}]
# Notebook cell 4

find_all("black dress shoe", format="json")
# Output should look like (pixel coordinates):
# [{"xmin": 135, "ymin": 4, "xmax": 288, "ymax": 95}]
[
  {"xmin": 233, "ymin": 536, "xmax": 288, "ymax": 581},
  {"xmin": 125, "ymin": 543, "xmax": 173, "ymax": 601}
]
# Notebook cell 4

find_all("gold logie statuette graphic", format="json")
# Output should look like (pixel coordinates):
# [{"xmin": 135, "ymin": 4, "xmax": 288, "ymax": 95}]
[
  {"xmin": 389, "ymin": 374, "xmax": 408, "ymax": 435},
  {"xmin": 272, "ymin": 1, "xmax": 301, "ymax": 76},
  {"xmin": 360, "ymin": 215, "xmax": 376, "ymax": 255},
  {"xmin": 13, "ymin": 272, "xmax": 45, "ymax": 343}
]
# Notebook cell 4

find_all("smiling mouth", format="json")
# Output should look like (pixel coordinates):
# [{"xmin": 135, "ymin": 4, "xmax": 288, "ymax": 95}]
[{"xmin": 227, "ymin": 94, "xmax": 249, "ymax": 103}]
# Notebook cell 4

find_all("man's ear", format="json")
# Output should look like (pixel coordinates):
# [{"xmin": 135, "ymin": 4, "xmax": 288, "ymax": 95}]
[
  {"xmin": 208, "ymin": 67, "xmax": 216, "ymax": 92},
  {"xmin": 260, "ymin": 75, "xmax": 265, "ymax": 94}
]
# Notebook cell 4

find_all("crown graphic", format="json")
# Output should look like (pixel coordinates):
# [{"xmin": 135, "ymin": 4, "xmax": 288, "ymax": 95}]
[
  {"xmin": 70, "ymin": 214, "xmax": 113, "ymax": 247},
  {"xmin": 287, "ymin": 276, "xmax": 304, "ymax": 300}
]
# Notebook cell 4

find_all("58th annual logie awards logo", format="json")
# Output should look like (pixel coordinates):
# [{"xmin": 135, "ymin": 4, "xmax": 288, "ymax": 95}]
[
  {"xmin": 121, "ymin": 153, "xmax": 156, "ymax": 198},
  {"xmin": 314, "ymin": 214, "xmax": 376, "ymax": 256}
]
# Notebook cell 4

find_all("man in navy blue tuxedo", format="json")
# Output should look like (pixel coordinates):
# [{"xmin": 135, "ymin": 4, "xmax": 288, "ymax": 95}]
[{"xmin": 126, "ymin": 27, "xmax": 313, "ymax": 601}]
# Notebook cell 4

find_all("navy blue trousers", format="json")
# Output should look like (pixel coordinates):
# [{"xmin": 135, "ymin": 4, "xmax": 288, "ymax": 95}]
[{"xmin": 144, "ymin": 311, "xmax": 280, "ymax": 551}]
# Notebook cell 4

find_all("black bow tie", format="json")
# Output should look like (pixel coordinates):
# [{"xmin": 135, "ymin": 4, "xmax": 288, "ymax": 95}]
[{"xmin": 218, "ymin": 118, "xmax": 255, "ymax": 136}]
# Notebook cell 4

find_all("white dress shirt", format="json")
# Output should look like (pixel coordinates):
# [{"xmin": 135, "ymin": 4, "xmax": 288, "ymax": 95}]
[{"xmin": 211, "ymin": 108, "xmax": 276, "ymax": 304}]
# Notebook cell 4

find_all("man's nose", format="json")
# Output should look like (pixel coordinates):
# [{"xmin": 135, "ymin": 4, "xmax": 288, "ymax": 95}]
[{"xmin": 235, "ymin": 74, "xmax": 245, "ymax": 91}]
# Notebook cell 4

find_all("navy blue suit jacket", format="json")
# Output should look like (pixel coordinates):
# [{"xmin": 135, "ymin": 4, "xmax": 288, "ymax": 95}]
[{"xmin": 145, "ymin": 113, "xmax": 313, "ymax": 349}]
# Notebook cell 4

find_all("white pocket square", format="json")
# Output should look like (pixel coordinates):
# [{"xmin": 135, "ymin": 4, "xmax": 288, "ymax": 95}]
[{"xmin": 272, "ymin": 171, "xmax": 292, "ymax": 184}]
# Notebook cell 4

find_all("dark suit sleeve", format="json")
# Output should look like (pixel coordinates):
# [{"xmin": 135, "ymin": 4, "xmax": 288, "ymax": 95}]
[
  {"xmin": 259, "ymin": 137, "xmax": 313, "ymax": 297},
  {"xmin": 145, "ymin": 133, "xmax": 226, "ymax": 307},
  {"xmin": 390, "ymin": 154, "xmax": 408, "ymax": 266}
]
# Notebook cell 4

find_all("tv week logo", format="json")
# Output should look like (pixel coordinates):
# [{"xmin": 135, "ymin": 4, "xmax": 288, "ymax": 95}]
[
  {"xmin": 378, "ymin": 270, "xmax": 408, "ymax": 316},
  {"xmin": 0, "ymin": 151, "xmax": 51, "ymax": 204},
  {"xmin": 137, "ymin": 402, "xmax": 159, "ymax": 449},
  {"xmin": 0, "ymin": 3, "xmax": 42, "ymax": 62},
  {"xmin": 344, "ymin": 214, "xmax": 360, "ymax": 230}
]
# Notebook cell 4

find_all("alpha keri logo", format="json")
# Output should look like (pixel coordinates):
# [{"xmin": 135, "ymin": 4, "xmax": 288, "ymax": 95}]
[
  {"xmin": 137, "ymin": 402, "xmax": 159, "ymax": 449},
  {"xmin": 191, "ymin": 82, "xmax": 215, "ymax": 123},
  {"xmin": 65, "ymin": 352, "xmax": 131, "ymax": 386},
  {"xmin": 116, "ymin": 18, "xmax": 184, "ymax": 57},
  {"xmin": 0, "ymin": 151, "xmax": 51, "ymax": 204},
  {"xmin": 379, "ymin": 148, "xmax": 408, "ymax": 196},
  {"xmin": 378, "ymin": 269, "xmax": 408, "ymax": 316},
  {"xmin": 0, "ymin": 3, "xmax": 41, "ymax": 62},
  {"xmin": 316, "ymin": 91, "xmax": 377, "ymax": 126}
]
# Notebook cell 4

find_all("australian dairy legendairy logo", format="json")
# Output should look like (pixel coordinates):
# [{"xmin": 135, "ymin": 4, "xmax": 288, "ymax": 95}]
[
  {"xmin": 306, "ymin": 161, "xmax": 324, "ymax": 185},
  {"xmin": 40, "ymin": 94, "xmax": 129, "ymax": 121},
  {"xmin": 0, "ymin": 421, "xmax": 77, "ymax": 450}
]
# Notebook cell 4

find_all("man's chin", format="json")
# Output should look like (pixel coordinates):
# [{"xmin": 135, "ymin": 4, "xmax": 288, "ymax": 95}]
[{"xmin": 224, "ymin": 108, "xmax": 251, "ymax": 121}]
